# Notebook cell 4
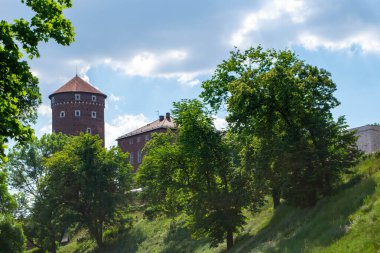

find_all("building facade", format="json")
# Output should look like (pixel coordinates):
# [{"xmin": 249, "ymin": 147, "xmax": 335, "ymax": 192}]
[
  {"xmin": 49, "ymin": 75, "xmax": 107, "ymax": 142},
  {"xmin": 350, "ymin": 125, "xmax": 380, "ymax": 153},
  {"xmin": 117, "ymin": 113, "xmax": 175, "ymax": 171}
]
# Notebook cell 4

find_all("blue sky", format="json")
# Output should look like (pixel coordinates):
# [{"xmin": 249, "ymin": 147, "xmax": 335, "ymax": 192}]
[{"xmin": 2, "ymin": 0, "xmax": 380, "ymax": 147}]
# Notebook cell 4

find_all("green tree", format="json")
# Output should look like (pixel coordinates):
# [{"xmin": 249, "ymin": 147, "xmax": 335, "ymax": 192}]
[
  {"xmin": 7, "ymin": 133, "xmax": 70, "ymax": 206},
  {"xmin": 0, "ymin": 170, "xmax": 25, "ymax": 253},
  {"xmin": 0, "ymin": 0, "xmax": 75, "ymax": 162},
  {"xmin": 201, "ymin": 46, "xmax": 360, "ymax": 207},
  {"xmin": 0, "ymin": 170, "xmax": 16, "ymax": 213},
  {"xmin": 21, "ymin": 193, "xmax": 74, "ymax": 253},
  {"xmin": 44, "ymin": 133, "xmax": 132, "ymax": 248},
  {"xmin": 137, "ymin": 99, "xmax": 256, "ymax": 250},
  {"xmin": 0, "ymin": 214, "xmax": 25, "ymax": 253},
  {"xmin": 6, "ymin": 133, "xmax": 70, "ymax": 252},
  {"xmin": 136, "ymin": 130, "xmax": 183, "ymax": 218}
]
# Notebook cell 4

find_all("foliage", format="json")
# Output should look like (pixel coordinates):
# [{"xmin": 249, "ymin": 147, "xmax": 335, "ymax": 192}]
[
  {"xmin": 0, "ymin": 170, "xmax": 17, "ymax": 213},
  {"xmin": 6, "ymin": 133, "xmax": 71, "ymax": 253},
  {"xmin": 21, "ymin": 192, "xmax": 76, "ymax": 253},
  {"xmin": 7, "ymin": 133, "xmax": 70, "ymax": 208},
  {"xmin": 137, "ymin": 99, "xmax": 258, "ymax": 250},
  {"xmin": 0, "ymin": 0, "xmax": 75, "ymax": 162},
  {"xmin": 58, "ymin": 154, "xmax": 380, "ymax": 253},
  {"xmin": 201, "ymin": 46, "xmax": 361, "ymax": 207},
  {"xmin": 136, "ymin": 130, "xmax": 183, "ymax": 217},
  {"xmin": 0, "ymin": 214, "xmax": 25, "ymax": 253},
  {"xmin": 0, "ymin": 170, "xmax": 24, "ymax": 253},
  {"xmin": 44, "ymin": 133, "xmax": 133, "ymax": 248}
]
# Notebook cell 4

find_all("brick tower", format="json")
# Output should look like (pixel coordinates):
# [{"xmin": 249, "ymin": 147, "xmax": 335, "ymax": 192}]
[{"xmin": 49, "ymin": 75, "xmax": 107, "ymax": 142}]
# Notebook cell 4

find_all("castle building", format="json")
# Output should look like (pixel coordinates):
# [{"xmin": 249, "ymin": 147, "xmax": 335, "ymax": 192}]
[
  {"xmin": 49, "ymin": 75, "xmax": 107, "ymax": 142},
  {"xmin": 350, "ymin": 125, "xmax": 380, "ymax": 153},
  {"xmin": 117, "ymin": 113, "xmax": 175, "ymax": 171}
]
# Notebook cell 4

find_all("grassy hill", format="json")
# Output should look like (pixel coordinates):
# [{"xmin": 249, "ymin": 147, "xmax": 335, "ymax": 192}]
[{"xmin": 57, "ymin": 154, "xmax": 380, "ymax": 253}]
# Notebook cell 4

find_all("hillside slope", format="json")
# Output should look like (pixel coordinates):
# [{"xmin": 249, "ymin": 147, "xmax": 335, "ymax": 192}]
[{"xmin": 58, "ymin": 155, "xmax": 380, "ymax": 253}]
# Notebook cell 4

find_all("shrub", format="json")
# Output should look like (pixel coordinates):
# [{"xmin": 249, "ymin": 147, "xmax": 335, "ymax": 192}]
[{"xmin": 0, "ymin": 214, "xmax": 25, "ymax": 253}]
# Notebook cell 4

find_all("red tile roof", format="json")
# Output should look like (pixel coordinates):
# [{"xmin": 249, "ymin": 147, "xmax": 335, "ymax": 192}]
[
  {"xmin": 116, "ymin": 116, "xmax": 176, "ymax": 140},
  {"xmin": 49, "ymin": 75, "xmax": 106, "ymax": 98}
]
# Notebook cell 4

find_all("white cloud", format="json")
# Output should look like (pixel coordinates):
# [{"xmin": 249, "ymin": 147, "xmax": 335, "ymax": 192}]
[
  {"xmin": 298, "ymin": 31, "xmax": 380, "ymax": 54},
  {"xmin": 104, "ymin": 50, "xmax": 188, "ymax": 77},
  {"xmin": 109, "ymin": 93, "xmax": 121, "ymax": 102},
  {"xmin": 230, "ymin": 0, "xmax": 380, "ymax": 54},
  {"xmin": 213, "ymin": 116, "xmax": 228, "ymax": 131},
  {"xmin": 166, "ymin": 50, "xmax": 188, "ymax": 60},
  {"xmin": 113, "ymin": 52, "xmax": 157, "ymax": 76},
  {"xmin": 37, "ymin": 104, "xmax": 51, "ymax": 117},
  {"xmin": 31, "ymin": 69, "xmax": 40, "ymax": 79},
  {"xmin": 176, "ymin": 72, "xmax": 201, "ymax": 87},
  {"xmin": 231, "ymin": 0, "xmax": 308, "ymax": 47},
  {"xmin": 68, "ymin": 59, "xmax": 91, "ymax": 82},
  {"xmin": 34, "ymin": 49, "xmax": 207, "ymax": 88},
  {"xmin": 38, "ymin": 124, "xmax": 52, "ymax": 137},
  {"xmin": 102, "ymin": 50, "xmax": 207, "ymax": 86},
  {"xmin": 105, "ymin": 113, "xmax": 149, "ymax": 148}
]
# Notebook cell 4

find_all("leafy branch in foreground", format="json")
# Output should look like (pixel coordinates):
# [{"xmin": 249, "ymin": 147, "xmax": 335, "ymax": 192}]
[{"xmin": 0, "ymin": 0, "xmax": 75, "ymax": 162}]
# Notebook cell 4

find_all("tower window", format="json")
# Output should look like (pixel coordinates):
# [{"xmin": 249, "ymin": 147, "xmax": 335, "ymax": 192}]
[
  {"xmin": 92, "ymin": 95, "xmax": 97, "ymax": 101},
  {"xmin": 145, "ymin": 134, "xmax": 150, "ymax": 141},
  {"xmin": 86, "ymin": 128, "xmax": 91, "ymax": 134},
  {"xmin": 60, "ymin": 111, "xmax": 65, "ymax": 118},
  {"xmin": 52, "ymin": 97, "xmax": 55, "ymax": 103},
  {"xmin": 129, "ymin": 139, "xmax": 133, "ymax": 144},
  {"xmin": 137, "ymin": 137, "xmax": 141, "ymax": 143},
  {"xmin": 130, "ymin": 152, "xmax": 134, "ymax": 164},
  {"xmin": 75, "ymin": 94, "xmax": 81, "ymax": 101},
  {"xmin": 91, "ymin": 111, "xmax": 97, "ymax": 118},
  {"xmin": 75, "ymin": 110, "xmax": 81, "ymax": 117},
  {"xmin": 137, "ymin": 150, "xmax": 142, "ymax": 163}
]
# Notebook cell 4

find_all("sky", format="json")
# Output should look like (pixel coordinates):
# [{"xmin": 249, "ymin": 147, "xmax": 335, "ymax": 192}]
[{"xmin": 2, "ymin": 0, "xmax": 380, "ymax": 147}]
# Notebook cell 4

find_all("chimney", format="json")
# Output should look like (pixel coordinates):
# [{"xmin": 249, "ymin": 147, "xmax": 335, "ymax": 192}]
[
  {"xmin": 166, "ymin": 112, "xmax": 171, "ymax": 121},
  {"xmin": 159, "ymin": 115, "xmax": 164, "ymax": 121}
]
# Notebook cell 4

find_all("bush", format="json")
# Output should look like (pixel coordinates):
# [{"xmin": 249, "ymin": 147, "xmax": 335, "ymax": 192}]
[{"xmin": 0, "ymin": 214, "xmax": 25, "ymax": 253}]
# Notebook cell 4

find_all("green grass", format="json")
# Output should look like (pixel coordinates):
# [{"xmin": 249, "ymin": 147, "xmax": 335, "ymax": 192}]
[
  {"xmin": 57, "ymin": 155, "xmax": 380, "ymax": 253},
  {"xmin": 58, "ymin": 229, "xmax": 96, "ymax": 253}
]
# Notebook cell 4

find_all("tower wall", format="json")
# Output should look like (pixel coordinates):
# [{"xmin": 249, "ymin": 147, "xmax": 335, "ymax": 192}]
[{"xmin": 51, "ymin": 92, "xmax": 106, "ymax": 142}]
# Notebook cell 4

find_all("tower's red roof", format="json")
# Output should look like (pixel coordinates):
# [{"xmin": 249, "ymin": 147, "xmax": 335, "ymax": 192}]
[{"xmin": 49, "ymin": 75, "xmax": 106, "ymax": 98}]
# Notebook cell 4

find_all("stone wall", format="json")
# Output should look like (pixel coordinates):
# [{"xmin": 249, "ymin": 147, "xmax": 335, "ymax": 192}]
[{"xmin": 350, "ymin": 125, "xmax": 380, "ymax": 153}]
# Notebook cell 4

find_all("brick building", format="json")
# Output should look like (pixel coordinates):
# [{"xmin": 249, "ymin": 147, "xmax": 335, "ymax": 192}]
[
  {"xmin": 49, "ymin": 75, "xmax": 107, "ymax": 142},
  {"xmin": 117, "ymin": 113, "xmax": 175, "ymax": 170}
]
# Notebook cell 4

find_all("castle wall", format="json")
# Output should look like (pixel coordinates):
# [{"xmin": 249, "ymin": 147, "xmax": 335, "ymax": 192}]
[{"xmin": 351, "ymin": 125, "xmax": 380, "ymax": 153}]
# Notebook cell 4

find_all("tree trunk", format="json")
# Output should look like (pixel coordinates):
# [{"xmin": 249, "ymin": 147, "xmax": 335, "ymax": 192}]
[
  {"xmin": 226, "ymin": 230, "xmax": 234, "ymax": 250},
  {"xmin": 272, "ymin": 188, "xmax": 280, "ymax": 209},
  {"xmin": 51, "ymin": 242, "xmax": 57, "ymax": 253},
  {"xmin": 89, "ymin": 223, "xmax": 103, "ymax": 249},
  {"xmin": 95, "ymin": 232, "xmax": 103, "ymax": 249}
]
